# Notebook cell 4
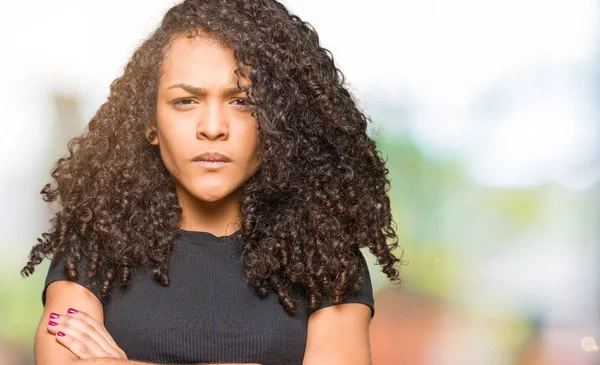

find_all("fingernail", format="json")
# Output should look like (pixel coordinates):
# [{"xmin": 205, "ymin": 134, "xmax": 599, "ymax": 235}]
[
  {"xmin": 49, "ymin": 313, "xmax": 59, "ymax": 319},
  {"xmin": 57, "ymin": 331, "xmax": 65, "ymax": 337},
  {"xmin": 67, "ymin": 308, "xmax": 77, "ymax": 314},
  {"xmin": 48, "ymin": 321, "xmax": 58, "ymax": 326}
]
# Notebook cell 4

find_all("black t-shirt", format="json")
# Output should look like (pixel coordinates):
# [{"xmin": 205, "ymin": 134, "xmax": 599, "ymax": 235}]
[{"xmin": 42, "ymin": 229, "xmax": 375, "ymax": 365}]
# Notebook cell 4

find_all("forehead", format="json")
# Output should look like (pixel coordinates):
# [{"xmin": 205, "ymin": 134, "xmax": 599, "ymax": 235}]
[{"xmin": 160, "ymin": 34, "xmax": 240, "ymax": 85}]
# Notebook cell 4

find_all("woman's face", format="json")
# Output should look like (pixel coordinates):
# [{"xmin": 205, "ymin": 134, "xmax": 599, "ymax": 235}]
[{"xmin": 148, "ymin": 34, "xmax": 260, "ymax": 204}]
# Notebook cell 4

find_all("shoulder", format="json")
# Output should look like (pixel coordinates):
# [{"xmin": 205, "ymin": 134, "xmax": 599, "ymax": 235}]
[
  {"xmin": 302, "ymin": 249, "xmax": 374, "ymax": 363},
  {"xmin": 42, "ymin": 247, "xmax": 103, "ymax": 306},
  {"xmin": 307, "ymin": 248, "xmax": 375, "ymax": 318}
]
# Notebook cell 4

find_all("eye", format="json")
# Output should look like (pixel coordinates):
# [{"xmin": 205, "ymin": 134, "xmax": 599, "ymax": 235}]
[
  {"xmin": 232, "ymin": 98, "xmax": 251, "ymax": 110},
  {"xmin": 171, "ymin": 98, "xmax": 197, "ymax": 109}
]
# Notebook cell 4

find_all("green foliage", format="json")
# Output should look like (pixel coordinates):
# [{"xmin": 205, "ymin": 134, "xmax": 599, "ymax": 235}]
[{"xmin": 0, "ymin": 260, "xmax": 47, "ymax": 349}]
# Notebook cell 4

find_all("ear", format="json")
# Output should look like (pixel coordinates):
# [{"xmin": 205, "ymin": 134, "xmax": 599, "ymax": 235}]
[{"xmin": 145, "ymin": 124, "xmax": 159, "ymax": 146}]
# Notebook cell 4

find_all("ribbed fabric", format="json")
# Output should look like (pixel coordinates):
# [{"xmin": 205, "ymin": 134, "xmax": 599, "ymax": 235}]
[{"xmin": 42, "ymin": 229, "xmax": 374, "ymax": 365}]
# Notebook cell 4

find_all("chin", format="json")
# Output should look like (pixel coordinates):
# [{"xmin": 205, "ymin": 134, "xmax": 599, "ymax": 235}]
[
  {"xmin": 196, "ymin": 194, "xmax": 229, "ymax": 203},
  {"xmin": 189, "ymin": 184, "xmax": 235, "ymax": 203}
]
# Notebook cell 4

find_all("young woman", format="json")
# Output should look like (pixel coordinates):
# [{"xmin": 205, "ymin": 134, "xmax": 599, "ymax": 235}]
[{"xmin": 21, "ymin": 1, "xmax": 403, "ymax": 364}]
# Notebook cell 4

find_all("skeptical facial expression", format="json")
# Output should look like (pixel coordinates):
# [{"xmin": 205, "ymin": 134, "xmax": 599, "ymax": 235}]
[{"xmin": 148, "ymin": 34, "xmax": 261, "ymax": 203}]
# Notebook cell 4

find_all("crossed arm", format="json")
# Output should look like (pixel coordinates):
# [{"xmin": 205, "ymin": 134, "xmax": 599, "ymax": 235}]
[
  {"xmin": 36, "ymin": 281, "xmax": 372, "ymax": 365},
  {"xmin": 36, "ymin": 281, "xmax": 254, "ymax": 365}
]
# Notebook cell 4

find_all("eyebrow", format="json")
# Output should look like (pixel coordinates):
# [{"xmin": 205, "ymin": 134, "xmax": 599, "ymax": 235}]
[{"xmin": 167, "ymin": 83, "xmax": 247, "ymax": 96}]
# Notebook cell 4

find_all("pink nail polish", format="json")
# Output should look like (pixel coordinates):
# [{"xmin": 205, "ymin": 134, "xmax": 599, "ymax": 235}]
[
  {"xmin": 48, "ymin": 321, "xmax": 58, "ymax": 326},
  {"xmin": 49, "ymin": 313, "xmax": 59, "ymax": 319},
  {"xmin": 67, "ymin": 308, "xmax": 77, "ymax": 314},
  {"xmin": 57, "ymin": 331, "xmax": 65, "ymax": 337}
]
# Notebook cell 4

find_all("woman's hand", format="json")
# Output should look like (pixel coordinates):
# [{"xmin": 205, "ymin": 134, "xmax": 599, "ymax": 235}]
[{"xmin": 46, "ymin": 307, "xmax": 128, "ymax": 360}]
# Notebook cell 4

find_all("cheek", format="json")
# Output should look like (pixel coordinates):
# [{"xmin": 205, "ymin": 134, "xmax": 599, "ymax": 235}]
[
  {"xmin": 155, "ymin": 109, "xmax": 192, "ymax": 174},
  {"xmin": 158, "ymin": 140, "xmax": 178, "ymax": 173},
  {"xmin": 241, "ymin": 125, "xmax": 261, "ymax": 170}
]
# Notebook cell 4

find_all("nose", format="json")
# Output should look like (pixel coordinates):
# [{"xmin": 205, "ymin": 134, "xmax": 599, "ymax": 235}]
[{"xmin": 196, "ymin": 100, "xmax": 228, "ymax": 141}]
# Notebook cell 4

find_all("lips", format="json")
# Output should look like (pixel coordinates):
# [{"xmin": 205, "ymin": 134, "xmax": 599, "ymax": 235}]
[{"xmin": 192, "ymin": 152, "xmax": 232, "ymax": 163}]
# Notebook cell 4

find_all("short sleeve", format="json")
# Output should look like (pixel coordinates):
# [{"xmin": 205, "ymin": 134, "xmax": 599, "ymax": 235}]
[
  {"xmin": 41, "ymin": 248, "xmax": 102, "ymax": 306},
  {"xmin": 308, "ymin": 249, "xmax": 375, "ymax": 318}
]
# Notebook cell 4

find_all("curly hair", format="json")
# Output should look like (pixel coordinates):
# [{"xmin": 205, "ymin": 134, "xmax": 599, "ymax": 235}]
[{"xmin": 21, "ymin": 0, "xmax": 403, "ymax": 315}]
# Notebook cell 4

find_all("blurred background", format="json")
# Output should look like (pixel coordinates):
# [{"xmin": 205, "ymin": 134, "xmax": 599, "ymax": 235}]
[{"xmin": 0, "ymin": 0, "xmax": 598, "ymax": 364}]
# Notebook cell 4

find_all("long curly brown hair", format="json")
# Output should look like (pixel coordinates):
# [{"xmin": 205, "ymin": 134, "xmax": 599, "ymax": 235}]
[{"xmin": 21, "ymin": 0, "xmax": 403, "ymax": 315}]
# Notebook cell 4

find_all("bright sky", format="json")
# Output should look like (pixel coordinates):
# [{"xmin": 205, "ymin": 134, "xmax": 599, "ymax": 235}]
[{"xmin": 0, "ymin": 0, "xmax": 598, "ymax": 188}]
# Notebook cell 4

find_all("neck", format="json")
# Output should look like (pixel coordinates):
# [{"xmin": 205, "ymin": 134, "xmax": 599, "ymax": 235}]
[{"xmin": 176, "ymin": 185, "xmax": 242, "ymax": 237}]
